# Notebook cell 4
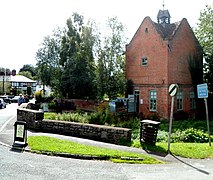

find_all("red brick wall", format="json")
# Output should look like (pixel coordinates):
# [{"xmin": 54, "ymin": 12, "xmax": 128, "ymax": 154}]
[
  {"xmin": 126, "ymin": 17, "xmax": 202, "ymax": 120},
  {"xmin": 168, "ymin": 19, "xmax": 199, "ymax": 84},
  {"xmin": 126, "ymin": 17, "xmax": 169, "ymax": 85},
  {"xmin": 137, "ymin": 86, "xmax": 169, "ymax": 119}
]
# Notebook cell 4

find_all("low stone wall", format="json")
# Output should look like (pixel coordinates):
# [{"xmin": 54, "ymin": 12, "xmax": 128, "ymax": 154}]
[
  {"xmin": 17, "ymin": 108, "xmax": 131, "ymax": 144},
  {"xmin": 17, "ymin": 108, "xmax": 43, "ymax": 130}
]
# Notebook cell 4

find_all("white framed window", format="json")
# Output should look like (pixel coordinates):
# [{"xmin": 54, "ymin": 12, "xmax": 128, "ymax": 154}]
[
  {"xmin": 177, "ymin": 91, "xmax": 183, "ymax": 111},
  {"xmin": 149, "ymin": 90, "xmax": 157, "ymax": 111},
  {"xmin": 141, "ymin": 57, "xmax": 148, "ymax": 66},
  {"xmin": 190, "ymin": 91, "xmax": 196, "ymax": 109}
]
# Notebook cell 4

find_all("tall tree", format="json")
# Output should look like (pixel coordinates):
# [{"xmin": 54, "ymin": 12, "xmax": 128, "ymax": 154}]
[
  {"xmin": 195, "ymin": 5, "xmax": 213, "ymax": 117},
  {"xmin": 195, "ymin": 5, "xmax": 213, "ymax": 92},
  {"xmin": 60, "ymin": 13, "xmax": 96, "ymax": 99},
  {"xmin": 96, "ymin": 16, "xmax": 127, "ymax": 99},
  {"xmin": 18, "ymin": 71, "xmax": 33, "ymax": 80},
  {"xmin": 36, "ymin": 27, "xmax": 64, "ymax": 94},
  {"xmin": 19, "ymin": 64, "xmax": 37, "ymax": 77}
]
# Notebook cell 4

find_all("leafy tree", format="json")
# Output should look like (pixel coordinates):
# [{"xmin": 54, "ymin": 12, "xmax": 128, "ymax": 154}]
[
  {"xmin": 195, "ymin": 5, "xmax": 213, "ymax": 92},
  {"xmin": 19, "ymin": 64, "xmax": 37, "ymax": 77},
  {"xmin": 195, "ymin": 5, "xmax": 213, "ymax": 117},
  {"xmin": 18, "ymin": 71, "xmax": 33, "ymax": 80},
  {"xmin": 36, "ymin": 27, "xmax": 64, "ymax": 95},
  {"xmin": 0, "ymin": 68, "xmax": 11, "ymax": 94},
  {"xmin": 35, "ymin": 14, "xmax": 127, "ymax": 100},
  {"xmin": 96, "ymin": 16, "xmax": 127, "ymax": 99},
  {"xmin": 60, "ymin": 13, "xmax": 96, "ymax": 99}
]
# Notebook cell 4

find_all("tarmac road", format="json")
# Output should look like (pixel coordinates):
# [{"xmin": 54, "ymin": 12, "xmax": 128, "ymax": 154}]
[{"xmin": 0, "ymin": 103, "xmax": 213, "ymax": 179}]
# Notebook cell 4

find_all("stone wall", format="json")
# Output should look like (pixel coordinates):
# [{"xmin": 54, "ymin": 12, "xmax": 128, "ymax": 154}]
[
  {"xmin": 17, "ymin": 108, "xmax": 131, "ymax": 145},
  {"xmin": 17, "ymin": 108, "xmax": 43, "ymax": 130}
]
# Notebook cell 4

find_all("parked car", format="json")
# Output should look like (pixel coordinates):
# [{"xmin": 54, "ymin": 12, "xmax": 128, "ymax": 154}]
[
  {"xmin": 0, "ymin": 98, "xmax": 6, "ymax": 109},
  {"xmin": 0, "ymin": 95, "xmax": 11, "ymax": 104},
  {"xmin": 11, "ymin": 96, "xmax": 20, "ymax": 103}
]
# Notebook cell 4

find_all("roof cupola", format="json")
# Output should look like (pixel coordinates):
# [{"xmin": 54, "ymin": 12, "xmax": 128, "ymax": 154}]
[{"xmin": 157, "ymin": 1, "xmax": 171, "ymax": 25}]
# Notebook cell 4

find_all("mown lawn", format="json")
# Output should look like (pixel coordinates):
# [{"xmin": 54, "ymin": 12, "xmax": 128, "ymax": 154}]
[
  {"xmin": 42, "ymin": 112, "xmax": 213, "ymax": 160},
  {"xmin": 27, "ymin": 136, "xmax": 164, "ymax": 164},
  {"xmin": 132, "ymin": 141, "xmax": 213, "ymax": 159}
]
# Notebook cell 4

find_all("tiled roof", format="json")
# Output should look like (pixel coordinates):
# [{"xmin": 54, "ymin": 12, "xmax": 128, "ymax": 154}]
[
  {"xmin": 153, "ymin": 21, "xmax": 181, "ymax": 40},
  {"xmin": 157, "ymin": 10, "xmax": 171, "ymax": 19},
  {"xmin": 9, "ymin": 75, "xmax": 36, "ymax": 83}
]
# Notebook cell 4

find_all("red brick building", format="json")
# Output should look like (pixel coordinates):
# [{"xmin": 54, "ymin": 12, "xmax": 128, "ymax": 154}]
[{"xmin": 125, "ymin": 9, "xmax": 203, "ymax": 120}]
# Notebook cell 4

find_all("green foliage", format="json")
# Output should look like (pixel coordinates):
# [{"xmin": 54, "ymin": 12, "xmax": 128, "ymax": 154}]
[
  {"xmin": 35, "ymin": 13, "xmax": 128, "ymax": 100},
  {"xmin": 34, "ymin": 91, "xmax": 43, "ymax": 103},
  {"xmin": 18, "ymin": 71, "xmax": 33, "ymax": 80},
  {"xmin": 45, "ymin": 112, "xmax": 89, "ymax": 123},
  {"xmin": 35, "ymin": 91, "xmax": 54, "ymax": 103},
  {"xmin": 96, "ymin": 16, "xmax": 127, "ymax": 100},
  {"xmin": 157, "ymin": 126, "xmax": 210, "ymax": 143},
  {"xmin": 195, "ymin": 5, "xmax": 213, "ymax": 58},
  {"xmin": 0, "ymin": 82, "xmax": 10, "ymax": 95},
  {"xmin": 19, "ymin": 64, "xmax": 38, "ymax": 80},
  {"xmin": 44, "ymin": 110, "xmax": 140, "ymax": 129},
  {"xmin": 47, "ymin": 101, "xmax": 57, "ymax": 109},
  {"xmin": 36, "ymin": 27, "xmax": 64, "ymax": 95},
  {"xmin": 182, "ymin": 128, "xmax": 209, "ymax": 143},
  {"xmin": 195, "ymin": 5, "xmax": 213, "ymax": 95},
  {"xmin": 156, "ymin": 130, "xmax": 168, "ymax": 142},
  {"xmin": 159, "ymin": 119, "xmax": 213, "ymax": 133},
  {"xmin": 59, "ymin": 13, "xmax": 97, "ymax": 99},
  {"xmin": 87, "ymin": 112, "xmax": 106, "ymax": 125}
]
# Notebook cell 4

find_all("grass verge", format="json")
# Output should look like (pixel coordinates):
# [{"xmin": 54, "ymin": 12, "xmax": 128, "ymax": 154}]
[
  {"xmin": 27, "ymin": 136, "xmax": 163, "ymax": 164},
  {"xmin": 132, "ymin": 141, "xmax": 213, "ymax": 159}
]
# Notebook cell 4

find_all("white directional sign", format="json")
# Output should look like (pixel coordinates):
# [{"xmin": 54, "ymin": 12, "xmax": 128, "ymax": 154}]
[
  {"xmin": 197, "ymin": 83, "xmax": 208, "ymax": 98},
  {"xmin": 169, "ymin": 84, "xmax": 178, "ymax": 97}
]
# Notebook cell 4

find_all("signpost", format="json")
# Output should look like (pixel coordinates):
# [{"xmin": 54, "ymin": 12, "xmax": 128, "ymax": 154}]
[
  {"xmin": 168, "ymin": 84, "xmax": 178, "ymax": 152},
  {"xmin": 197, "ymin": 83, "xmax": 211, "ymax": 146},
  {"xmin": 197, "ymin": 83, "xmax": 208, "ymax": 98}
]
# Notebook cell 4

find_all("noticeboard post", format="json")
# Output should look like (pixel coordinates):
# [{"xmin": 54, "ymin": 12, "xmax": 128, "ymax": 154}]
[
  {"xmin": 13, "ymin": 121, "xmax": 28, "ymax": 147},
  {"xmin": 197, "ymin": 83, "xmax": 211, "ymax": 146}
]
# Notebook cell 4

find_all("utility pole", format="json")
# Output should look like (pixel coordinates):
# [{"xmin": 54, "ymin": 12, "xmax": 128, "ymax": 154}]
[
  {"xmin": 2, "ymin": 74, "xmax": 4, "ymax": 94},
  {"xmin": 4, "ymin": 68, "xmax": 6, "ymax": 95}
]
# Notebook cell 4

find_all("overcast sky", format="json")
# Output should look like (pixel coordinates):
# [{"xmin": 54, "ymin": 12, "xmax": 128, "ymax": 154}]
[{"xmin": 0, "ymin": 0, "xmax": 212, "ymax": 72}]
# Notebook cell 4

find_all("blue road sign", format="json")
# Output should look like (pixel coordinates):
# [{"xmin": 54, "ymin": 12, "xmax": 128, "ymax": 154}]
[{"xmin": 197, "ymin": 83, "xmax": 208, "ymax": 98}]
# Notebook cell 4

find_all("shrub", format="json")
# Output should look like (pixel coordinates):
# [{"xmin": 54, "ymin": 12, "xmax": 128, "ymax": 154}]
[
  {"xmin": 117, "ymin": 117, "xmax": 140, "ymax": 129},
  {"xmin": 157, "ymin": 130, "xmax": 168, "ymax": 142},
  {"xmin": 156, "ymin": 128, "xmax": 209, "ymax": 143},
  {"xmin": 48, "ymin": 101, "xmax": 57, "ymax": 109},
  {"xmin": 44, "ymin": 113, "xmax": 57, "ymax": 120},
  {"xmin": 87, "ymin": 112, "xmax": 105, "ymax": 125},
  {"xmin": 181, "ymin": 128, "xmax": 209, "ymax": 143},
  {"xmin": 131, "ymin": 129, "xmax": 140, "ymax": 141},
  {"xmin": 34, "ymin": 91, "xmax": 43, "ymax": 103}
]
